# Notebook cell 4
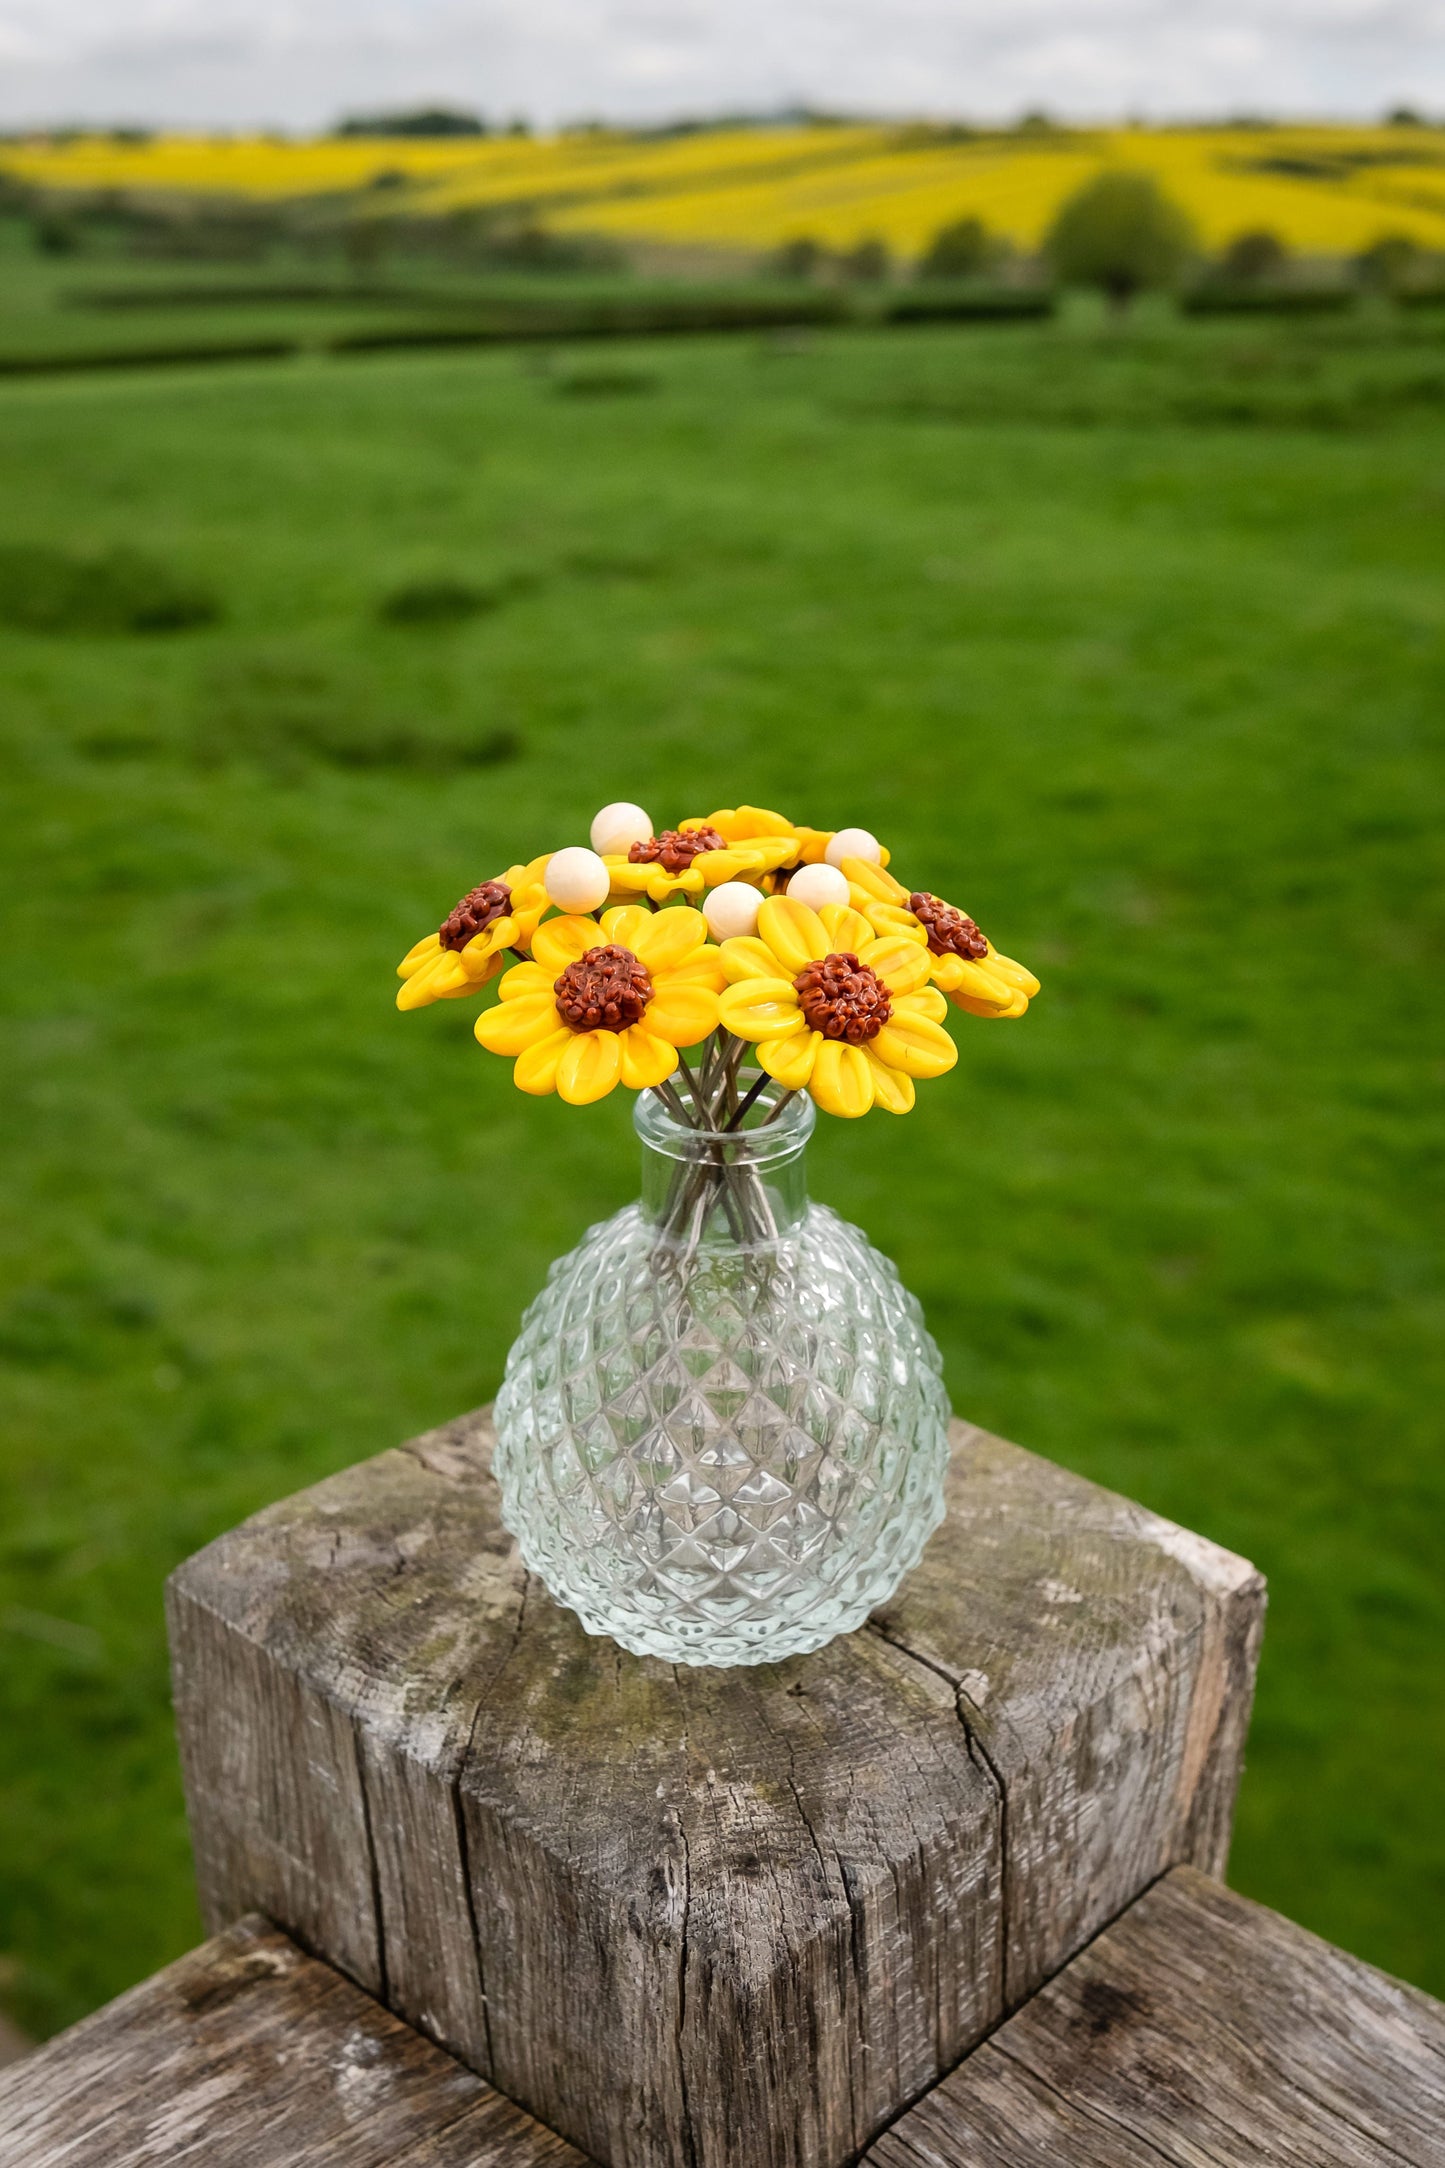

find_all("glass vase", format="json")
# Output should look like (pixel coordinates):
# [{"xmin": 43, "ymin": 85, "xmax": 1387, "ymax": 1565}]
[{"xmin": 493, "ymin": 1082, "xmax": 951, "ymax": 1665}]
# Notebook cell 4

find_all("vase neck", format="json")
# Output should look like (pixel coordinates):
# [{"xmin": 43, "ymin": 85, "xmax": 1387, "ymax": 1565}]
[{"xmin": 634, "ymin": 1082, "xmax": 813, "ymax": 1252}]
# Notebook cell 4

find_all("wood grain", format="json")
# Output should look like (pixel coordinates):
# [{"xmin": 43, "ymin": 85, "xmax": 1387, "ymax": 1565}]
[
  {"xmin": 866, "ymin": 1864, "xmax": 1445, "ymax": 2167},
  {"xmin": 870, "ymin": 1423, "xmax": 1267, "ymax": 2005},
  {"xmin": 168, "ymin": 1408, "xmax": 1262, "ymax": 2168},
  {"xmin": 0, "ymin": 1914, "xmax": 587, "ymax": 2168}
]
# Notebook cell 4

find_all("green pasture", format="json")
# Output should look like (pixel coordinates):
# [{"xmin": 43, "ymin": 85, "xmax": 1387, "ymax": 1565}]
[{"xmin": 0, "ymin": 307, "xmax": 1441, "ymax": 2039}]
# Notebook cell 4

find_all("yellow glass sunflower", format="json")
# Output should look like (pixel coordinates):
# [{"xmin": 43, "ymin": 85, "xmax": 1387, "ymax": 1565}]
[
  {"xmin": 840, "ymin": 859, "xmax": 1040, "ymax": 1020},
  {"xmin": 715, "ymin": 895, "xmax": 958, "ymax": 1118},
  {"xmin": 396, "ymin": 856, "xmax": 551, "ymax": 1012},
  {"xmin": 601, "ymin": 804, "xmax": 801, "ymax": 905},
  {"xmin": 474, "ymin": 905, "xmax": 725, "ymax": 1104}
]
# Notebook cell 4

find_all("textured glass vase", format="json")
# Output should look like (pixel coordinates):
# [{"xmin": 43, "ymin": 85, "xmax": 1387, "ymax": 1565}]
[{"xmin": 494, "ymin": 1084, "xmax": 951, "ymax": 1665}]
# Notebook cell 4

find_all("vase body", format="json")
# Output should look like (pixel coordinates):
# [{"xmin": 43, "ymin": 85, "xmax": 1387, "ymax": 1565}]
[{"xmin": 494, "ymin": 1088, "xmax": 950, "ymax": 1665}]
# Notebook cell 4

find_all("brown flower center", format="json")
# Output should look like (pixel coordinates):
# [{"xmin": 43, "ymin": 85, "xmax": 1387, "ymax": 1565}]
[
  {"xmin": 794, "ymin": 952, "xmax": 893, "ymax": 1044},
  {"xmin": 439, "ymin": 880, "xmax": 512, "ymax": 952},
  {"xmin": 554, "ymin": 945, "xmax": 653, "ymax": 1033},
  {"xmin": 909, "ymin": 892, "xmax": 989, "ymax": 961},
  {"xmin": 628, "ymin": 826, "xmax": 726, "ymax": 873}
]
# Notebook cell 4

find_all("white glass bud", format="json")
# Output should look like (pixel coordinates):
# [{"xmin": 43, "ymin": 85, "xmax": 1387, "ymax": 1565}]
[
  {"xmin": 703, "ymin": 881, "xmax": 764, "ymax": 942},
  {"xmin": 825, "ymin": 826, "xmax": 882, "ymax": 868},
  {"xmin": 545, "ymin": 847, "xmax": 611, "ymax": 915},
  {"xmin": 786, "ymin": 863, "xmax": 850, "ymax": 911},
  {"xmin": 589, "ymin": 801, "xmax": 652, "ymax": 858}
]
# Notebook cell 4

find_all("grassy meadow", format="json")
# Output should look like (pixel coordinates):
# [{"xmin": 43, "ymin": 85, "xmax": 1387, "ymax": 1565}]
[{"xmin": 0, "ymin": 301, "xmax": 1442, "ymax": 2041}]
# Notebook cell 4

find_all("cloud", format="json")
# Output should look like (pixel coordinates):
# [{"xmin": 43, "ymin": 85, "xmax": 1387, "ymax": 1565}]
[{"xmin": 0, "ymin": 0, "xmax": 1440, "ymax": 128}]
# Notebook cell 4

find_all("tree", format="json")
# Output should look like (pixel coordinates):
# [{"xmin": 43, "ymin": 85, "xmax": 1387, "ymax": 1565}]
[
  {"xmin": 916, "ymin": 215, "xmax": 996, "ymax": 280},
  {"xmin": 1218, "ymin": 229, "xmax": 1289, "ymax": 283},
  {"xmin": 343, "ymin": 216, "xmax": 389, "ymax": 276},
  {"xmin": 1044, "ymin": 171, "xmax": 1196, "ymax": 310},
  {"xmin": 768, "ymin": 235, "xmax": 826, "ymax": 281},
  {"xmin": 32, "ymin": 210, "xmax": 80, "ymax": 256},
  {"xmin": 335, "ymin": 106, "xmax": 486, "ymax": 137},
  {"xmin": 838, "ymin": 235, "xmax": 891, "ymax": 285},
  {"xmin": 1356, "ymin": 231, "xmax": 1424, "ymax": 293}
]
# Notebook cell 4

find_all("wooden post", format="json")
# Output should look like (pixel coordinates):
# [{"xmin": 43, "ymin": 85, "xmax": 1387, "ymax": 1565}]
[
  {"xmin": 864, "ymin": 1865, "xmax": 1445, "ymax": 2168},
  {"xmin": 167, "ymin": 1409, "xmax": 1264, "ymax": 2168},
  {"xmin": 0, "ymin": 1913, "xmax": 586, "ymax": 2168}
]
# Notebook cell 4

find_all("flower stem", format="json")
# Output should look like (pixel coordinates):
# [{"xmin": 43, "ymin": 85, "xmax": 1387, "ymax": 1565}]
[
  {"xmin": 724, "ymin": 1070, "xmax": 770, "ymax": 1131},
  {"xmin": 652, "ymin": 1077, "xmax": 694, "ymax": 1129}
]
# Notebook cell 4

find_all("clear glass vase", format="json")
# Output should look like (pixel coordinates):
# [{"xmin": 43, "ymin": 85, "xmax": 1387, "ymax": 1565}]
[{"xmin": 493, "ymin": 1083, "xmax": 951, "ymax": 1665}]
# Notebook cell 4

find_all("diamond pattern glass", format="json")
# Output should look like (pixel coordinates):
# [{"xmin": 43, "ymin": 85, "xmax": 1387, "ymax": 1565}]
[{"xmin": 495, "ymin": 1100, "xmax": 950, "ymax": 1665}]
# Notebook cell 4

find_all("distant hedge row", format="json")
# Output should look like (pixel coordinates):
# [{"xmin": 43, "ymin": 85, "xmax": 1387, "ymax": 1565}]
[
  {"xmin": 1180, "ymin": 285, "xmax": 1354, "ymax": 317},
  {"xmin": 3, "ymin": 282, "xmax": 1056, "ymax": 374},
  {"xmin": 2, "ymin": 280, "xmax": 1442, "ymax": 377},
  {"xmin": 0, "ymin": 338, "xmax": 297, "ymax": 376},
  {"xmin": 882, "ymin": 286, "xmax": 1055, "ymax": 325}
]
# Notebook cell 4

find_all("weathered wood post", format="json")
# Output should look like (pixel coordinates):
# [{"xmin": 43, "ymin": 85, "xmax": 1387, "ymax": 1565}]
[{"xmin": 167, "ymin": 1408, "xmax": 1264, "ymax": 2168}]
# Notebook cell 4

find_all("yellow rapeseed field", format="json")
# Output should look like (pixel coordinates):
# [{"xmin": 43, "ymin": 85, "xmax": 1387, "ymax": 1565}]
[{"xmin": 6, "ymin": 121, "xmax": 1445, "ymax": 257}]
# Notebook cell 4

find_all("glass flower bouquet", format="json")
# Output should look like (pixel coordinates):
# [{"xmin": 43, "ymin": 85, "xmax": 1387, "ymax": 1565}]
[{"xmin": 398, "ymin": 802, "xmax": 1038, "ymax": 1665}]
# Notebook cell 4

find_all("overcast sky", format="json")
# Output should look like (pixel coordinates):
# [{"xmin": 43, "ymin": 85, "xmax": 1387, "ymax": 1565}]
[{"xmin": 0, "ymin": 1, "xmax": 1440, "ymax": 132}]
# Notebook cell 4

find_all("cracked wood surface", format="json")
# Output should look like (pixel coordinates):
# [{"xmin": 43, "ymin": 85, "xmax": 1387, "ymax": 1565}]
[
  {"xmin": 865, "ymin": 1864, "xmax": 1445, "ymax": 2168},
  {"xmin": 871, "ymin": 1421, "xmax": 1266, "ymax": 2007},
  {"xmin": 0, "ymin": 1914, "xmax": 587, "ymax": 2168},
  {"xmin": 168, "ymin": 1409, "xmax": 1263, "ymax": 2168}
]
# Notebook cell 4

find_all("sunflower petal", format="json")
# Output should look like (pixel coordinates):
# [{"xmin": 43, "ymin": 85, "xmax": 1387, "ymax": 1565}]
[
  {"xmin": 556, "ymin": 1029, "xmax": 623, "ymax": 1105},
  {"xmin": 758, "ymin": 895, "xmax": 829, "ymax": 973},
  {"xmin": 642, "ymin": 981, "xmax": 720, "ymax": 1048},
  {"xmin": 474, "ymin": 995, "xmax": 560, "ymax": 1055},
  {"xmin": 953, "ymin": 989, "xmax": 1030, "ymax": 1020},
  {"xmin": 757, "ymin": 1027, "xmax": 821, "ymax": 1090},
  {"xmin": 742, "ymin": 835, "xmax": 803, "ymax": 872},
  {"xmin": 843, "ymin": 858, "xmax": 909, "ymax": 906},
  {"xmin": 598, "ymin": 904, "xmax": 655, "ymax": 954},
  {"xmin": 718, "ymin": 936, "xmax": 781, "ymax": 984},
  {"xmin": 696, "ymin": 848, "xmax": 756, "ymax": 886},
  {"xmin": 628, "ymin": 905, "xmax": 708, "ymax": 973},
  {"xmin": 645, "ymin": 866, "xmax": 705, "ymax": 901},
  {"xmin": 869, "ymin": 1013, "xmax": 959, "ymax": 1079},
  {"xmin": 938, "ymin": 957, "xmax": 1017, "ymax": 1011},
  {"xmin": 396, "ymin": 952, "xmax": 470, "ymax": 1010},
  {"xmin": 599, "ymin": 861, "xmax": 655, "ymax": 897},
  {"xmin": 531, "ymin": 916, "xmax": 602, "ymax": 972},
  {"xmin": 513, "ymin": 1026, "xmax": 573, "ymax": 1095},
  {"xmin": 718, "ymin": 979, "xmax": 806, "ymax": 1041},
  {"xmin": 809, "ymin": 1041, "xmax": 875, "ymax": 1118},
  {"xmin": 864, "ymin": 935, "xmax": 932, "ymax": 997},
  {"xmin": 896, "ymin": 983, "xmax": 948, "ymax": 1023},
  {"xmin": 461, "ymin": 917, "xmax": 514, "ymax": 965},
  {"xmin": 443, "ymin": 951, "xmax": 504, "ymax": 997},
  {"xmin": 856, "ymin": 897, "xmax": 927, "ymax": 944},
  {"xmin": 399, "ymin": 933, "xmax": 442, "ymax": 977},
  {"xmin": 863, "ymin": 1049, "xmax": 915, "ymax": 1113},
  {"xmin": 497, "ymin": 961, "xmax": 552, "ymax": 1002},
  {"xmin": 698, "ymin": 804, "xmax": 795, "ymax": 843},
  {"xmin": 818, "ymin": 902, "xmax": 875, "ymax": 954},
  {"xmin": 618, "ymin": 1024, "xmax": 681, "ymax": 1089},
  {"xmin": 987, "ymin": 949, "xmax": 1041, "ymax": 997},
  {"xmin": 665, "ymin": 951, "xmax": 728, "ymax": 992}
]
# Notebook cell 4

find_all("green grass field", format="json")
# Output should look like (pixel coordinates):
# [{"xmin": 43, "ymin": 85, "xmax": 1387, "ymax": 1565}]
[{"xmin": 1, "ymin": 307, "xmax": 1442, "ymax": 2040}]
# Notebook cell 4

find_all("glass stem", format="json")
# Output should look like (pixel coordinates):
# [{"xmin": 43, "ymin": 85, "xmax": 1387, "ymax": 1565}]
[{"xmin": 647, "ymin": 1041, "xmax": 793, "ymax": 1265}]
